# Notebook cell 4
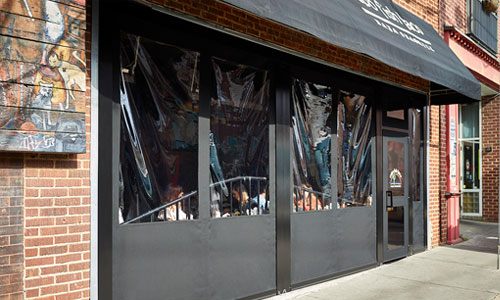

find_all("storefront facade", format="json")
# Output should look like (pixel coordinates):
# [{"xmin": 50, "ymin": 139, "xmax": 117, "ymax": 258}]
[
  {"xmin": 0, "ymin": 0, "xmax": 486, "ymax": 299},
  {"xmin": 96, "ymin": 1, "xmax": 479, "ymax": 299}
]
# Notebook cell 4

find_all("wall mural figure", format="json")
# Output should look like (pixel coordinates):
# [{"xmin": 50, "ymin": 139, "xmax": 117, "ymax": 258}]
[{"xmin": 0, "ymin": 0, "xmax": 86, "ymax": 152}]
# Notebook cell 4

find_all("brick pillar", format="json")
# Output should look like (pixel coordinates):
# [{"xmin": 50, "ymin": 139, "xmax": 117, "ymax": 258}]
[
  {"xmin": 481, "ymin": 97, "xmax": 500, "ymax": 222},
  {"xmin": 0, "ymin": 153, "xmax": 25, "ymax": 300},
  {"xmin": 439, "ymin": 106, "xmax": 448, "ymax": 244},
  {"xmin": 429, "ymin": 105, "xmax": 441, "ymax": 247}
]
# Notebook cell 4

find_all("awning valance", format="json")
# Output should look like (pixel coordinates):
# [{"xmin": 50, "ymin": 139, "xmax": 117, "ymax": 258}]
[{"xmin": 222, "ymin": 0, "xmax": 482, "ymax": 103}]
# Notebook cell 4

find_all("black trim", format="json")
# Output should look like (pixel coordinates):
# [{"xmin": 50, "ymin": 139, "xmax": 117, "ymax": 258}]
[{"xmin": 275, "ymin": 66, "xmax": 292, "ymax": 293}]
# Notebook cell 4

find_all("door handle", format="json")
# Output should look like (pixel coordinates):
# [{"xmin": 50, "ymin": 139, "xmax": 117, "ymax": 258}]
[{"xmin": 386, "ymin": 191, "xmax": 393, "ymax": 209}]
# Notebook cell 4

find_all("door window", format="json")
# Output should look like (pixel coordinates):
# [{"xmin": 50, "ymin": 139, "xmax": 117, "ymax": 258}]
[{"xmin": 209, "ymin": 58, "xmax": 270, "ymax": 218}]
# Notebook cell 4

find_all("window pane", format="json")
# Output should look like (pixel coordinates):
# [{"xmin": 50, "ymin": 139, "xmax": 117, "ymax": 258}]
[
  {"xmin": 461, "ymin": 102, "xmax": 479, "ymax": 139},
  {"xmin": 337, "ymin": 91, "xmax": 373, "ymax": 208},
  {"xmin": 410, "ymin": 108, "xmax": 423, "ymax": 201},
  {"xmin": 210, "ymin": 58, "xmax": 270, "ymax": 218},
  {"xmin": 291, "ymin": 79, "xmax": 332, "ymax": 212},
  {"xmin": 462, "ymin": 141, "xmax": 480, "ymax": 189},
  {"xmin": 388, "ymin": 206, "xmax": 405, "ymax": 250},
  {"xmin": 462, "ymin": 192, "xmax": 480, "ymax": 214},
  {"xmin": 119, "ymin": 33, "xmax": 199, "ymax": 224}
]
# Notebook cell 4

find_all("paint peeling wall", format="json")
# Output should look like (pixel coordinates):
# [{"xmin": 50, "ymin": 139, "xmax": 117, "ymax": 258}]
[{"xmin": 0, "ymin": 0, "xmax": 86, "ymax": 153}]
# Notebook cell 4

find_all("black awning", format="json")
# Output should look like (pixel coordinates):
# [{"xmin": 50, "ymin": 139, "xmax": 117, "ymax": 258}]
[{"xmin": 222, "ymin": 0, "xmax": 481, "ymax": 103}]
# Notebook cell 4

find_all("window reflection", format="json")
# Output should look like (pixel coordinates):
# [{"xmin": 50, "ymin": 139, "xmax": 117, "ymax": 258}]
[
  {"xmin": 410, "ymin": 108, "xmax": 422, "ymax": 201},
  {"xmin": 119, "ymin": 33, "xmax": 199, "ymax": 224},
  {"xmin": 291, "ymin": 79, "xmax": 332, "ymax": 212},
  {"xmin": 210, "ymin": 58, "xmax": 270, "ymax": 218},
  {"xmin": 337, "ymin": 91, "xmax": 373, "ymax": 208}
]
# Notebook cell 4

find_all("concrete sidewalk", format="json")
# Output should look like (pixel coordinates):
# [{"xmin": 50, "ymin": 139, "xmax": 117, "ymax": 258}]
[{"xmin": 270, "ymin": 222, "xmax": 500, "ymax": 300}]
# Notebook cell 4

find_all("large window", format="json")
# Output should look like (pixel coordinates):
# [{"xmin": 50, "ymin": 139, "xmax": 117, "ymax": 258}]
[
  {"xmin": 337, "ymin": 91, "xmax": 373, "ymax": 208},
  {"xmin": 119, "ymin": 33, "xmax": 200, "ymax": 223},
  {"xmin": 468, "ymin": 0, "xmax": 498, "ymax": 53},
  {"xmin": 291, "ymin": 79, "xmax": 332, "ymax": 212},
  {"xmin": 209, "ymin": 58, "xmax": 270, "ymax": 218},
  {"xmin": 460, "ymin": 102, "xmax": 481, "ymax": 216}
]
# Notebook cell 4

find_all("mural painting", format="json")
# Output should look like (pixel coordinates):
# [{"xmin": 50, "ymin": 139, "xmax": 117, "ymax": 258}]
[{"xmin": 0, "ymin": 0, "xmax": 86, "ymax": 152}]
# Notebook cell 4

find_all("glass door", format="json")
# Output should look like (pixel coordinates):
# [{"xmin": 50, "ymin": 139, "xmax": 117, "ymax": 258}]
[{"xmin": 382, "ymin": 136, "xmax": 409, "ymax": 261}]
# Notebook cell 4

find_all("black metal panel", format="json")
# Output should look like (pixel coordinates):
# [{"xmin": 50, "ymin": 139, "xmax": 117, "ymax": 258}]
[
  {"xmin": 275, "ymin": 68, "xmax": 292, "ymax": 293},
  {"xmin": 291, "ymin": 137, "xmax": 377, "ymax": 284},
  {"xmin": 208, "ymin": 217, "xmax": 277, "ymax": 299}
]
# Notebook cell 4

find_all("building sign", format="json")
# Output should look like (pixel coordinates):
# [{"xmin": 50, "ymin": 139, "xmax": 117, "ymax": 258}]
[
  {"xmin": 358, "ymin": 0, "xmax": 435, "ymax": 52},
  {"xmin": 389, "ymin": 168, "xmax": 403, "ymax": 188}
]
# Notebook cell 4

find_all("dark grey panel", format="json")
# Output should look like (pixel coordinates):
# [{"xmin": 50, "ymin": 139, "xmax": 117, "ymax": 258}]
[
  {"xmin": 291, "ymin": 137, "xmax": 377, "ymax": 284},
  {"xmin": 114, "ymin": 216, "xmax": 276, "ymax": 300},
  {"xmin": 331, "ymin": 206, "xmax": 377, "ymax": 272},
  {"xmin": 114, "ymin": 221, "xmax": 210, "ymax": 300},
  {"xmin": 413, "ymin": 200, "xmax": 424, "ymax": 250},
  {"xmin": 291, "ymin": 211, "xmax": 336, "ymax": 284},
  {"xmin": 208, "ymin": 216, "xmax": 276, "ymax": 299}
]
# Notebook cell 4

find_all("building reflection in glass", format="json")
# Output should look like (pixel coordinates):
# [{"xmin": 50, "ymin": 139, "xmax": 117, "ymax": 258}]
[
  {"xmin": 291, "ymin": 79, "xmax": 332, "ymax": 212},
  {"xmin": 337, "ymin": 91, "xmax": 373, "ymax": 208}
]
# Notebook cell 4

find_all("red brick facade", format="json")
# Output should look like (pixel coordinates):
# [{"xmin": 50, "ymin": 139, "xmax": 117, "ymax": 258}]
[{"xmin": 482, "ymin": 97, "xmax": 500, "ymax": 222}]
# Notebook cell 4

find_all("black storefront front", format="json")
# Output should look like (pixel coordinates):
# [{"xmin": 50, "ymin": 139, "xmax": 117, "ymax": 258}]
[{"xmin": 96, "ymin": 1, "xmax": 481, "ymax": 299}]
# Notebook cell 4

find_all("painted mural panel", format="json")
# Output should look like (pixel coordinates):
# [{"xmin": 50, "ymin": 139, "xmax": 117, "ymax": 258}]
[{"xmin": 0, "ymin": 0, "xmax": 86, "ymax": 153}]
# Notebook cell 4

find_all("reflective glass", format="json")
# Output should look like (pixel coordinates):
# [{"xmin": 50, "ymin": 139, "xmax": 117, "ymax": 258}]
[
  {"xmin": 462, "ymin": 141, "xmax": 480, "ymax": 189},
  {"xmin": 291, "ymin": 79, "xmax": 332, "ymax": 212},
  {"xmin": 387, "ymin": 206, "xmax": 405, "ymax": 250},
  {"xmin": 209, "ymin": 58, "xmax": 270, "ymax": 218},
  {"xmin": 119, "ymin": 33, "xmax": 199, "ymax": 224},
  {"xmin": 410, "ymin": 109, "xmax": 422, "ymax": 201},
  {"xmin": 337, "ymin": 91, "xmax": 373, "ymax": 207},
  {"xmin": 461, "ymin": 102, "xmax": 480, "ymax": 139}
]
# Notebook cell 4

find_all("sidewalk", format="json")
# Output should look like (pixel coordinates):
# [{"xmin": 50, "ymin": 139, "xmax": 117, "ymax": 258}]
[{"xmin": 271, "ymin": 222, "xmax": 500, "ymax": 300}]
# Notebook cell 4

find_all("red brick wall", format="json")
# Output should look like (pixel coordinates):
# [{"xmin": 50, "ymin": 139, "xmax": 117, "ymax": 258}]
[
  {"xmin": 150, "ymin": 0, "xmax": 429, "ymax": 92},
  {"xmin": 0, "ymin": 154, "xmax": 24, "ymax": 300},
  {"xmin": 482, "ymin": 97, "xmax": 500, "ymax": 222},
  {"xmin": 0, "ymin": 0, "xmax": 91, "ymax": 299}
]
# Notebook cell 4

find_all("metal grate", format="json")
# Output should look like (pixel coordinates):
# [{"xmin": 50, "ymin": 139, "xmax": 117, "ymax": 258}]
[{"xmin": 469, "ymin": 0, "xmax": 498, "ymax": 53}]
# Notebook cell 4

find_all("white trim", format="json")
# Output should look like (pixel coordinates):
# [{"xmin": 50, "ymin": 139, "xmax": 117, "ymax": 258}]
[
  {"xmin": 90, "ymin": 0, "xmax": 99, "ymax": 298},
  {"xmin": 459, "ymin": 103, "xmax": 482, "ymax": 217}
]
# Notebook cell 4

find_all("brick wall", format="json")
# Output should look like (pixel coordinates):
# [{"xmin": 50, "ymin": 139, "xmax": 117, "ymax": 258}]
[
  {"xmin": 150, "ymin": 0, "xmax": 429, "ymax": 92},
  {"xmin": 0, "ymin": 154, "xmax": 24, "ymax": 300},
  {"xmin": 482, "ymin": 97, "xmax": 500, "ymax": 222},
  {"xmin": 0, "ymin": 0, "xmax": 91, "ymax": 299}
]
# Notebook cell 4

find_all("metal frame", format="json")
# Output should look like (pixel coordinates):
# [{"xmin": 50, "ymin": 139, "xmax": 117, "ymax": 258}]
[{"xmin": 90, "ymin": 0, "xmax": 99, "ymax": 298}]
